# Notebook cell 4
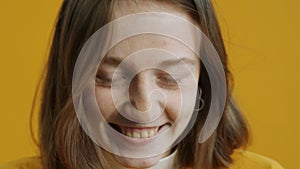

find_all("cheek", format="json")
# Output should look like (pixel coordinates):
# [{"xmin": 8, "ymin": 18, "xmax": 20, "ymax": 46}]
[
  {"xmin": 165, "ymin": 86, "xmax": 198, "ymax": 121},
  {"xmin": 164, "ymin": 91, "xmax": 182, "ymax": 122},
  {"xmin": 95, "ymin": 87, "xmax": 115, "ymax": 119}
]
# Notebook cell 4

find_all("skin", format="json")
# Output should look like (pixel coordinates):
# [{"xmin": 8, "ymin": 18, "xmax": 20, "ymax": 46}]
[{"xmin": 94, "ymin": 1, "xmax": 201, "ymax": 168}]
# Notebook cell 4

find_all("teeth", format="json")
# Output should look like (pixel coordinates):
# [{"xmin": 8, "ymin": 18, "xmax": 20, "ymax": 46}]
[
  {"xmin": 141, "ymin": 131, "xmax": 148, "ymax": 138},
  {"xmin": 149, "ymin": 130, "xmax": 155, "ymax": 137},
  {"xmin": 126, "ymin": 131, "xmax": 132, "ymax": 137},
  {"xmin": 120, "ymin": 127, "xmax": 159, "ymax": 138},
  {"xmin": 132, "ymin": 132, "xmax": 141, "ymax": 138}
]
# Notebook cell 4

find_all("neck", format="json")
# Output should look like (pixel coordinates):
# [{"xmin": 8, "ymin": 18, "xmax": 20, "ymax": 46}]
[{"xmin": 106, "ymin": 150, "xmax": 178, "ymax": 169}]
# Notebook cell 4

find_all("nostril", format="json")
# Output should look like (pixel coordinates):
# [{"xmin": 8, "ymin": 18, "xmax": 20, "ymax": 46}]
[{"xmin": 130, "ymin": 97, "xmax": 151, "ymax": 112}]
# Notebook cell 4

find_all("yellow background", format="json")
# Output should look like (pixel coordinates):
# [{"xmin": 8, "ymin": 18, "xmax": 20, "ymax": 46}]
[{"xmin": 0, "ymin": 0, "xmax": 299, "ymax": 168}]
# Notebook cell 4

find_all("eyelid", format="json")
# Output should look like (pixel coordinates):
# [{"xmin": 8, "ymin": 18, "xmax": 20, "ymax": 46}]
[
  {"xmin": 96, "ymin": 70, "xmax": 126, "ymax": 77},
  {"xmin": 96, "ymin": 70, "xmax": 130, "ymax": 87},
  {"xmin": 156, "ymin": 71, "xmax": 191, "ymax": 79}
]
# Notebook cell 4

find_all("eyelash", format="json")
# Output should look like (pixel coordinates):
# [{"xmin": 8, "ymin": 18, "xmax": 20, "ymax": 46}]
[
  {"xmin": 95, "ymin": 73, "xmax": 112, "ymax": 87},
  {"xmin": 95, "ymin": 72, "xmax": 181, "ymax": 89},
  {"xmin": 156, "ymin": 75, "xmax": 180, "ymax": 89}
]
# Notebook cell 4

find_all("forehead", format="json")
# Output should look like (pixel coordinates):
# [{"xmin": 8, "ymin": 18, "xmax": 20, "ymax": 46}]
[
  {"xmin": 112, "ymin": 0, "xmax": 194, "ymax": 22},
  {"xmin": 107, "ymin": 34, "xmax": 198, "ymax": 61},
  {"xmin": 103, "ymin": 0, "xmax": 200, "ymax": 67}
]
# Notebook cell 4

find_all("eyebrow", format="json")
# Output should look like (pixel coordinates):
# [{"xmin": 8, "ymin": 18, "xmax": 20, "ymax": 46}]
[
  {"xmin": 101, "ymin": 55, "xmax": 197, "ymax": 67},
  {"xmin": 160, "ymin": 57, "xmax": 197, "ymax": 67}
]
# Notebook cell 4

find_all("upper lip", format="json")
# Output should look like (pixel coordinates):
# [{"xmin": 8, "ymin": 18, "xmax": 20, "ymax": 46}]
[
  {"xmin": 106, "ymin": 112, "xmax": 173, "ymax": 128},
  {"xmin": 109, "ymin": 122, "xmax": 170, "ymax": 129}
]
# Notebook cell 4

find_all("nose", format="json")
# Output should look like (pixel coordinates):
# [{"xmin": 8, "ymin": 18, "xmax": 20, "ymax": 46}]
[{"xmin": 129, "ymin": 72, "xmax": 152, "ymax": 112}]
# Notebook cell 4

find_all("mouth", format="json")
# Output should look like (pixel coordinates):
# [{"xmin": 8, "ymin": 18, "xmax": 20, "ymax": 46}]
[{"xmin": 109, "ymin": 123, "xmax": 171, "ymax": 139}]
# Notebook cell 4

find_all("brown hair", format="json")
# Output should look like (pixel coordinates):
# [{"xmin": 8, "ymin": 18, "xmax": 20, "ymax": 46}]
[{"xmin": 35, "ymin": 0, "xmax": 250, "ymax": 169}]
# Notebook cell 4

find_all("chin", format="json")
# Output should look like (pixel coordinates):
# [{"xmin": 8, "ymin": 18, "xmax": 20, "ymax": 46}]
[{"xmin": 114, "ymin": 153, "xmax": 166, "ymax": 168}]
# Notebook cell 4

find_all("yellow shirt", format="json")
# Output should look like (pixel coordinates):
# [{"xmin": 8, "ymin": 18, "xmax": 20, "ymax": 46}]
[{"xmin": 0, "ymin": 151, "xmax": 284, "ymax": 169}]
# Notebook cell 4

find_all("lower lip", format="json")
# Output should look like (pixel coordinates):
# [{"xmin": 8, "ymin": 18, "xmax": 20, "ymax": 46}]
[{"xmin": 117, "ymin": 124, "xmax": 170, "ymax": 145}]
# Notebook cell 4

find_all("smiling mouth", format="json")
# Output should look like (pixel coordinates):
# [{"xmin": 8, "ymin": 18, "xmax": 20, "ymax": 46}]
[{"xmin": 109, "ymin": 123, "xmax": 171, "ymax": 139}]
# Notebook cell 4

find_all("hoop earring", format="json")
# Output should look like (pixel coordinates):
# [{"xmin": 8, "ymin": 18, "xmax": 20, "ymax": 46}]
[{"xmin": 194, "ymin": 87, "xmax": 205, "ymax": 112}]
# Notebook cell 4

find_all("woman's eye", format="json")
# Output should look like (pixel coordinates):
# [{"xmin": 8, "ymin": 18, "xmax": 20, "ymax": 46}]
[
  {"xmin": 157, "ymin": 75, "xmax": 180, "ymax": 89},
  {"xmin": 96, "ymin": 71, "xmax": 129, "ymax": 87},
  {"xmin": 96, "ymin": 73, "xmax": 112, "ymax": 87}
]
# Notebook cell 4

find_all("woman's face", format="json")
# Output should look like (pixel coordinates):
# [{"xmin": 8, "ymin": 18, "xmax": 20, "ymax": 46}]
[{"xmin": 94, "ymin": 1, "xmax": 200, "ymax": 168}]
